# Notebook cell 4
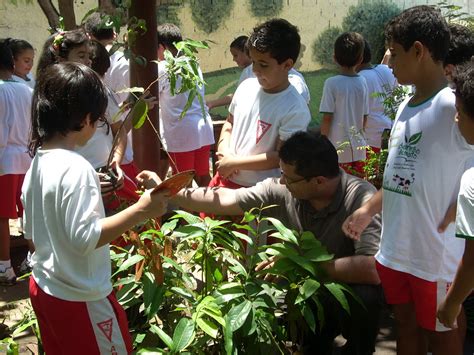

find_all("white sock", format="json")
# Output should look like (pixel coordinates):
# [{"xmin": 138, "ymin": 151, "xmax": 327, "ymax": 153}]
[{"xmin": 0, "ymin": 260, "xmax": 11, "ymax": 268}]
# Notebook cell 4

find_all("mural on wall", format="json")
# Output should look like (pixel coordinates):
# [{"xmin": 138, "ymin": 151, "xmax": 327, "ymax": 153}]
[
  {"xmin": 249, "ymin": 0, "xmax": 283, "ymax": 18},
  {"xmin": 157, "ymin": 2, "xmax": 183, "ymax": 26},
  {"xmin": 190, "ymin": 0, "xmax": 234, "ymax": 33}
]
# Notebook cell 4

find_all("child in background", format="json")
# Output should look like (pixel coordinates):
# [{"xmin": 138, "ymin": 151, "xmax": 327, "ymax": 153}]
[
  {"xmin": 212, "ymin": 18, "xmax": 311, "ymax": 189},
  {"xmin": 0, "ymin": 40, "xmax": 33, "ymax": 285},
  {"xmin": 157, "ymin": 23, "xmax": 215, "ymax": 187},
  {"xmin": 343, "ymin": 6, "xmax": 474, "ymax": 353},
  {"xmin": 437, "ymin": 60, "xmax": 474, "ymax": 329},
  {"xmin": 5, "ymin": 38, "xmax": 35, "ymax": 89},
  {"xmin": 444, "ymin": 23, "xmax": 474, "ymax": 85},
  {"xmin": 206, "ymin": 35, "xmax": 251, "ymax": 110},
  {"xmin": 357, "ymin": 39, "xmax": 397, "ymax": 152},
  {"xmin": 24, "ymin": 62, "xmax": 169, "ymax": 354},
  {"xmin": 320, "ymin": 32, "xmax": 368, "ymax": 177}
]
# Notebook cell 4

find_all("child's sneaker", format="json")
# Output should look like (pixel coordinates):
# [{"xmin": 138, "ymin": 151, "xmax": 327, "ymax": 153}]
[
  {"xmin": 0, "ymin": 266, "xmax": 16, "ymax": 286},
  {"xmin": 19, "ymin": 256, "xmax": 32, "ymax": 275}
]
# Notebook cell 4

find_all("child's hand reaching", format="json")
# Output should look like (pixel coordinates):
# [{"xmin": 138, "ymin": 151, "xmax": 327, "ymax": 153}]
[
  {"xmin": 437, "ymin": 299, "xmax": 460, "ymax": 329},
  {"xmin": 342, "ymin": 207, "xmax": 372, "ymax": 241},
  {"xmin": 216, "ymin": 151, "xmax": 239, "ymax": 179},
  {"xmin": 136, "ymin": 188, "xmax": 170, "ymax": 218},
  {"xmin": 136, "ymin": 170, "xmax": 161, "ymax": 190}
]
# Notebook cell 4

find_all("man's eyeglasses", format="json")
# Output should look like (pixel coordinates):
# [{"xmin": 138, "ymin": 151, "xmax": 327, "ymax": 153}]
[{"xmin": 280, "ymin": 171, "xmax": 307, "ymax": 185}]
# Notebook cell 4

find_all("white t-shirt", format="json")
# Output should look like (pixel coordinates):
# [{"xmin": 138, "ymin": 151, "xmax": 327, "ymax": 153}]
[
  {"xmin": 319, "ymin": 74, "xmax": 369, "ymax": 163},
  {"xmin": 238, "ymin": 65, "xmax": 311, "ymax": 105},
  {"xmin": 377, "ymin": 87, "xmax": 474, "ymax": 282},
  {"xmin": 12, "ymin": 73, "xmax": 35, "ymax": 89},
  {"xmin": 228, "ymin": 78, "xmax": 311, "ymax": 186},
  {"xmin": 0, "ymin": 79, "xmax": 33, "ymax": 175},
  {"xmin": 358, "ymin": 65, "xmax": 397, "ymax": 148},
  {"xmin": 22, "ymin": 149, "xmax": 110, "ymax": 301},
  {"xmin": 456, "ymin": 166, "xmax": 474, "ymax": 240},
  {"xmin": 75, "ymin": 87, "xmax": 123, "ymax": 169},
  {"xmin": 158, "ymin": 61, "xmax": 214, "ymax": 153}
]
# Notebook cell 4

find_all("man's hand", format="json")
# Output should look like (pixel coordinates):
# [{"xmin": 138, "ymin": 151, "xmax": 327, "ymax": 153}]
[
  {"xmin": 215, "ymin": 151, "xmax": 239, "ymax": 179},
  {"xmin": 136, "ymin": 170, "xmax": 161, "ymax": 190},
  {"xmin": 98, "ymin": 162, "xmax": 124, "ymax": 196},
  {"xmin": 342, "ymin": 207, "xmax": 372, "ymax": 241},
  {"xmin": 438, "ymin": 202, "xmax": 457, "ymax": 233},
  {"xmin": 437, "ymin": 299, "xmax": 460, "ymax": 329}
]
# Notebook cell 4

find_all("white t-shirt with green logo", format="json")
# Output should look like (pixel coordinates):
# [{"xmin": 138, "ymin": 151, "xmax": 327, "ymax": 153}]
[
  {"xmin": 456, "ymin": 165, "xmax": 474, "ymax": 240},
  {"xmin": 376, "ymin": 87, "xmax": 474, "ymax": 282}
]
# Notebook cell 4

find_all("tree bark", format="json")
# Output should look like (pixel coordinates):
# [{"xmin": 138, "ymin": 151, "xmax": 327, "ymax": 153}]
[
  {"xmin": 58, "ymin": 0, "xmax": 77, "ymax": 29},
  {"xmin": 129, "ymin": 0, "xmax": 161, "ymax": 173},
  {"xmin": 37, "ymin": 0, "xmax": 60, "ymax": 30}
]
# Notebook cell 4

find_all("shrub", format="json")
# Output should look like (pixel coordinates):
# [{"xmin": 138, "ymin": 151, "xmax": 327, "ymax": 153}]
[
  {"xmin": 249, "ymin": 0, "xmax": 283, "ymax": 18},
  {"xmin": 341, "ymin": 1, "xmax": 401, "ymax": 62},
  {"xmin": 190, "ymin": 0, "xmax": 234, "ymax": 33},
  {"xmin": 312, "ymin": 26, "xmax": 342, "ymax": 67}
]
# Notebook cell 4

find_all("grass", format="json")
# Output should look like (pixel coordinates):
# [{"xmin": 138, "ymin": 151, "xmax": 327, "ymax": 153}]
[{"xmin": 203, "ymin": 67, "xmax": 337, "ymax": 126}]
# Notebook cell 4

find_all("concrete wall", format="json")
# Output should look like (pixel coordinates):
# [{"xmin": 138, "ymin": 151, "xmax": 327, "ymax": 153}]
[{"xmin": 1, "ymin": 0, "xmax": 472, "ymax": 74}]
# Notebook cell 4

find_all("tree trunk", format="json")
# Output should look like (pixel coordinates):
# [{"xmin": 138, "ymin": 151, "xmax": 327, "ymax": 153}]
[
  {"xmin": 37, "ymin": 0, "xmax": 60, "ymax": 30},
  {"xmin": 129, "ymin": 0, "xmax": 161, "ymax": 173},
  {"xmin": 58, "ymin": 0, "xmax": 77, "ymax": 29}
]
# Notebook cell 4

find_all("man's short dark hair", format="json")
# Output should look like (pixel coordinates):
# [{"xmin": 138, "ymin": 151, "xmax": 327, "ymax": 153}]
[
  {"xmin": 454, "ymin": 60, "xmax": 474, "ymax": 119},
  {"xmin": 230, "ymin": 35, "xmax": 248, "ymax": 52},
  {"xmin": 385, "ymin": 5, "xmax": 449, "ymax": 63},
  {"xmin": 279, "ymin": 131, "xmax": 340, "ymax": 179},
  {"xmin": 84, "ymin": 12, "xmax": 115, "ymax": 41},
  {"xmin": 247, "ymin": 18, "xmax": 300, "ymax": 64},
  {"xmin": 445, "ymin": 23, "xmax": 474, "ymax": 67},
  {"xmin": 334, "ymin": 32, "xmax": 365, "ymax": 67},
  {"xmin": 157, "ymin": 23, "xmax": 182, "ymax": 54}
]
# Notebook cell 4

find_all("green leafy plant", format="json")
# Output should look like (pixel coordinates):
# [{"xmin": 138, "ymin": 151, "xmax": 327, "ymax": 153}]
[
  {"xmin": 190, "ymin": 0, "xmax": 234, "ymax": 34},
  {"xmin": 341, "ymin": 1, "xmax": 401, "ymax": 62},
  {"xmin": 312, "ymin": 26, "xmax": 343, "ymax": 67},
  {"xmin": 249, "ymin": 0, "xmax": 283, "ymax": 18},
  {"xmin": 437, "ymin": 1, "xmax": 474, "ymax": 28},
  {"xmin": 0, "ymin": 306, "xmax": 42, "ymax": 355}
]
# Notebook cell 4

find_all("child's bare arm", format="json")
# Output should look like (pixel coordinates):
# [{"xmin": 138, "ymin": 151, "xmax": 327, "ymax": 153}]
[
  {"xmin": 207, "ymin": 95, "xmax": 233, "ymax": 110},
  {"xmin": 437, "ymin": 239, "xmax": 474, "ymax": 328},
  {"xmin": 217, "ymin": 114, "xmax": 234, "ymax": 154},
  {"xmin": 110, "ymin": 121, "xmax": 127, "ymax": 165},
  {"xmin": 96, "ymin": 190, "xmax": 169, "ymax": 248},
  {"xmin": 320, "ymin": 113, "xmax": 333, "ymax": 136}
]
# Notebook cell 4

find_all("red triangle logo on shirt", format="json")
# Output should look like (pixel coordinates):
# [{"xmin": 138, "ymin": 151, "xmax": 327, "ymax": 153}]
[
  {"xmin": 97, "ymin": 318, "xmax": 113, "ymax": 342},
  {"xmin": 256, "ymin": 120, "xmax": 272, "ymax": 144}
]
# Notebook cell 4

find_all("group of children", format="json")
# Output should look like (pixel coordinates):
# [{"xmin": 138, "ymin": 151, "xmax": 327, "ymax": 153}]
[{"xmin": 1, "ymin": 4, "xmax": 474, "ymax": 354}]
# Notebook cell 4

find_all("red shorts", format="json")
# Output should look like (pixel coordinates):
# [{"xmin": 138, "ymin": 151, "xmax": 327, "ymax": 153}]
[
  {"xmin": 169, "ymin": 145, "xmax": 211, "ymax": 176},
  {"xmin": 208, "ymin": 171, "xmax": 245, "ymax": 189},
  {"xmin": 339, "ymin": 161, "xmax": 365, "ymax": 178},
  {"xmin": 29, "ymin": 277, "xmax": 132, "ymax": 354},
  {"xmin": 120, "ymin": 161, "xmax": 139, "ymax": 183},
  {"xmin": 0, "ymin": 174, "xmax": 25, "ymax": 218},
  {"xmin": 376, "ymin": 261, "xmax": 452, "ymax": 331}
]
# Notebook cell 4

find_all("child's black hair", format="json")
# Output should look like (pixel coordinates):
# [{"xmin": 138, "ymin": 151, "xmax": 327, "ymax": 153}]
[
  {"xmin": 4, "ymin": 38, "xmax": 34, "ymax": 59},
  {"xmin": 279, "ymin": 130, "xmax": 340, "ymax": 179},
  {"xmin": 157, "ymin": 23, "xmax": 182, "ymax": 55},
  {"xmin": 36, "ymin": 29, "xmax": 89, "ymax": 78},
  {"xmin": 361, "ymin": 39, "xmax": 372, "ymax": 65},
  {"xmin": 445, "ymin": 23, "xmax": 474, "ymax": 67},
  {"xmin": 454, "ymin": 60, "xmax": 474, "ymax": 119},
  {"xmin": 230, "ymin": 36, "xmax": 248, "ymax": 52},
  {"xmin": 0, "ymin": 39, "xmax": 14, "ymax": 72},
  {"xmin": 84, "ymin": 12, "xmax": 115, "ymax": 42},
  {"xmin": 30, "ymin": 63, "xmax": 108, "ymax": 156},
  {"xmin": 247, "ymin": 18, "xmax": 300, "ymax": 64},
  {"xmin": 385, "ymin": 5, "xmax": 449, "ymax": 63},
  {"xmin": 89, "ymin": 40, "xmax": 110, "ymax": 77},
  {"xmin": 334, "ymin": 32, "xmax": 365, "ymax": 67}
]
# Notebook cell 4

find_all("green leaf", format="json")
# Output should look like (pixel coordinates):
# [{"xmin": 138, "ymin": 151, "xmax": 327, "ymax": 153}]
[
  {"xmin": 312, "ymin": 296, "xmax": 325, "ymax": 330},
  {"xmin": 227, "ymin": 300, "xmax": 252, "ymax": 331},
  {"xmin": 231, "ymin": 231, "xmax": 254, "ymax": 246},
  {"xmin": 224, "ymin": 315, "xmax": 234, "ymax": 355},
  {"xmin": 130, "ymin": 99, "xmax": 148, "ymax": 129},
  {"xmin": 296, "ymin": 279, "xmax": 321, "ymax": 304},
  {"xmin": 172, "ymin": 210, "xmax": 202, "ymax": 224},
  {"xmin": 172, "ymin": 318, "xmax": 195, "ymax": 351},
  {"xmin": 196, "ymin": 318, "xmax": 219, "ymax": 338},
  {"xmin": 265, "ymin": 217, "xmax": 298, "ymax": 244},
  {"xmin": 150, "ymin": 324, "xmax": 174, "ymax": 351},
  {"xmin": 180, "ymin": 90, "xmax": 196, "ymax": 119},
  {"xmin": 325, "ymin": 283, "xmax": 350, "ymax": 314},
  {"xmin": 408, "ymin": 132, "xmax": 422, "ymax": 145},
  {"xmin": 115, "ymin": 254, "xmax": 144, "ymax": 274},
  {"xmin": 302, "ymin": 304, "xmax": 316, "ymax": 333}
]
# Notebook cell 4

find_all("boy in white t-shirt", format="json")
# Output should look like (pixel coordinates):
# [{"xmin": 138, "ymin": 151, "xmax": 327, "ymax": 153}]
[
  {"xmin": 212, "ymin": 18, "xmax": 311, "ymax": 189},
  {"xmin": 320, "ymin": 32, "xmax": 369, "ymax": 178},
  {"xmin": 437, "ymin": 60, "xmax": 474, "ymax": 329},
  {"xmin": 357, "ymin": 39, "xmax": 397, "ymax": 151},
  {"xmin": 343, "ymin": 6, "xmax": 473, "ymax": 353},
  {"xmin": 0, "ymin": 40, "xmax": 33, "ymax": 285},
  {"xmin": 23, "ymin": 62, "xmax": 169, "ymax": 354}
]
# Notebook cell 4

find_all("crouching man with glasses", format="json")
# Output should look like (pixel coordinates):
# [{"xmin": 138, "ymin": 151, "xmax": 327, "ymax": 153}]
[{"xmin": 137, "ymin": 130, "xmax": 383, "ymax": 355}]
